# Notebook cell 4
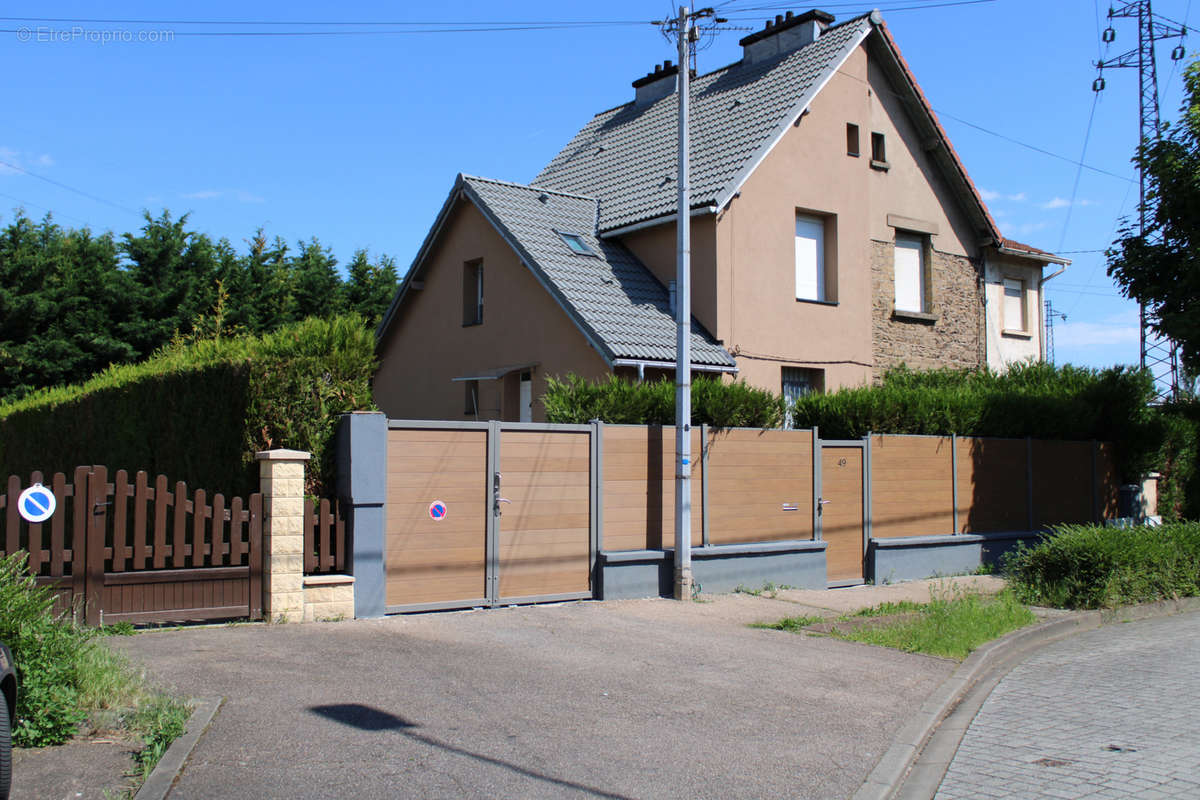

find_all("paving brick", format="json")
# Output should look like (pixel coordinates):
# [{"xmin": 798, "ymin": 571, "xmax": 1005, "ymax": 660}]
[{"xmin": 934, "ymin": 612, "xmax": 1200, "ymax": 800}]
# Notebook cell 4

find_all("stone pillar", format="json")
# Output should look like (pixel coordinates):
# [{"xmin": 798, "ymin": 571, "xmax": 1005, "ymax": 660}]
[{"xmin": 256, "ymin": 449, "xmax": 310, "ymax": 623}]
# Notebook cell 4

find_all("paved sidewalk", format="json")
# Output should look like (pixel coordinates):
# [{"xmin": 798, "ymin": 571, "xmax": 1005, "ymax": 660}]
[{"xmin": 934, "ymin": 611, "xmax": 1200, "ymax": 799}]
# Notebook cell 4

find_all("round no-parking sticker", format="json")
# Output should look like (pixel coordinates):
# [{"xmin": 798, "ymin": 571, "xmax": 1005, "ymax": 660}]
[
  {"xmin": 429, "ymin": 500, "xmax": 447, "ymax": 521},
  {"xmin": 18, "ymin": 483, "xmax": 57, "ymax": 523}
]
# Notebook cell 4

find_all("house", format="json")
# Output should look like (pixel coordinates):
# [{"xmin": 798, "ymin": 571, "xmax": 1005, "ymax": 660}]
[{"xmin": 374, "ymin": 8, "xmax": 1068, "ymax": 422}]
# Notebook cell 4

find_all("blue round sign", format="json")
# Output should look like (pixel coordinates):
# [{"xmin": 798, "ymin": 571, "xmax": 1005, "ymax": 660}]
[
  {"xmin": 428, "ymin": 500, "xmax": 447, "ymax": 521},
  {"xmin": 18, "ymin": 483, "xmax": 56, "ymax": 524}
]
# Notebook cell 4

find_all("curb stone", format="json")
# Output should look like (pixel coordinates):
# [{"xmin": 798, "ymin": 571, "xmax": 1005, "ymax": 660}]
[
  {"xmin": 854, "ymin": 596, "xmax": 1200, "ymax": 800},
  {"xmin": 135, "ymin": 696, "xmax": 223, "ymax": 800}
]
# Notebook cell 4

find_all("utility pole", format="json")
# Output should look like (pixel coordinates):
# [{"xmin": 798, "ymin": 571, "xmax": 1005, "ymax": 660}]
[
  {"xmin": 1094, "ymin": 1, "xmax": 1187, "ymax": 401},
  {"xmin": 655, "ymin": 5, "xmax": 718, "ymax": 600},
  {"xmin": 1044, "ymin": 300, "xmax": 1067, "ymax": 364}
]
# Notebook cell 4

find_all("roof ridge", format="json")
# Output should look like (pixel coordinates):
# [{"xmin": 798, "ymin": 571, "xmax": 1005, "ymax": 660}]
[{"xmin": 460, "ymin": 173, "xmax": 598, "ymax": 204}]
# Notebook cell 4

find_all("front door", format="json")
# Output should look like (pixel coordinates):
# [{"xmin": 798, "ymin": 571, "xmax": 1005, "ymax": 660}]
[{"xmin": 819, "ymin": 443, "xmax": 866, "ymax": 585}]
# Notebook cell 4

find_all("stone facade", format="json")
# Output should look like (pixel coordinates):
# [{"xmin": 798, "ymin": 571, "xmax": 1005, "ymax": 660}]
[
  {"xmin": 302, "ymin": 575, "xmax": 356, "ymax": 622},
  {"xmin": 870, "ymin": 240, "xmax": 984, "ymax": 377}
]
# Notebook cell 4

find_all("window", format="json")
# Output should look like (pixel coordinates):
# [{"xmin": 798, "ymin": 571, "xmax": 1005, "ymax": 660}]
[
  {"xmin": 871, "ymin": 132, "xmax": 888, "ymax": 169},
  {"xmin": 846, "ymin": 123, "xmax": 860, "ymax": 157},
  {"xmin": 1003, "ymin": 278, "xmax": 1027, "ymax": 332},
  {"xmin": 464, "ymin": 380, "xmax": 480, "ymax": 416},
  {"xmin": 893, "ymin": 233, "xmax": 927, "ymax": 313},
  {"xmin": 558, "ymin": 231, "xmax": 596, "ymax": 256},
  {"xmin": 462, "ymin": 260, "xmax": 483, "ymax": 326},
  {"xmin": 782, "ymin": 367, "xmax": 823, "ymax": 427},
  {"xmin": 794, "ymin": 214, "xmax": 826, "ymax": 301}
]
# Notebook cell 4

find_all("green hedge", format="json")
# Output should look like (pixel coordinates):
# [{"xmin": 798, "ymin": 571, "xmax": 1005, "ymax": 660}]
[
  {"xmin": 790, "ymin": 363, "xmax": 1159, "ymax": 481},
  {"xmin": 1156, "ymin": 401, "xmax": 1200, "ymax": 521},
  {"xmin": 0, "ymin": 315, "xmax": 376, "ymax": 496},
  {"xmin": 1006, "ymin": 522, "xmax": 1200, "ymax": 609},
  {"xmin": 542, "ymin": 374, "xmax": 783, "ymax": 428}
]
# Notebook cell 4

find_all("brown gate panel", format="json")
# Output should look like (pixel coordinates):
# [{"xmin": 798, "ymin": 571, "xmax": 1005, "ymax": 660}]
[
  {"xmin": 1032, "ymin": 440, "xmax": 1094, "ymax": 527},
  {"xmin": 601, "ymin": 425, "xmax": 702, "ymax": 551},
  {"xmin": 498, "ymin": 430, "xmax": 591, "ymax": 600},
  {"xmin": 871, "ymin": 436, "xmax": 955, "ymax": 538},
  {"xmin": 706, "ymin": 428, "xmax": 813, "ymax": 544},
  {"xmin": 821, "ymin": 446, "xmax": 864, "ymax": 583},
  {"xmin": 386, "ymin": 428, "xmax": 488, "ymax": 607}
]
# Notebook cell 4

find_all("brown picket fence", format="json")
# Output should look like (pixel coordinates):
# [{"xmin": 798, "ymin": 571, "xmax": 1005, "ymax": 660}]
[
  {"xmin": 0, "ymin": 466, "xmax": 262, "ymax": 625},
  {"xmin": 303, "ymin": 497, "xmax": 346, "ymax": 575}
]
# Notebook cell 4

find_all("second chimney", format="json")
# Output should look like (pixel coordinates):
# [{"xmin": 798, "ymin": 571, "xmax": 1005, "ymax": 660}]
[
  {"xmin": 739, "ymin": 9, "xmax": 835, "ymax": 65},
  {"xmin": 632, "ymin": 60, "xmax": 680, "ymax": 105}
]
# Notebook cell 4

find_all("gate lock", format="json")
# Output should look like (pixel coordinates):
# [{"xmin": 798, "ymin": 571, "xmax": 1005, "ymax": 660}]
[{"xmin": 493, "ymin": 472, "xmax": 512, "ymax": 516}]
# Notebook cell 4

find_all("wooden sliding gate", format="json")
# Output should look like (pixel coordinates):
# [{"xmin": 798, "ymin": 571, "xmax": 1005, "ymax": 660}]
[
  {"xmin": 1, "ymin": 466, "xmax": 262, "ymax": 625},
  {"xmin": 384, "ymin": 421, "xmax": 596, "ymax": 613}
]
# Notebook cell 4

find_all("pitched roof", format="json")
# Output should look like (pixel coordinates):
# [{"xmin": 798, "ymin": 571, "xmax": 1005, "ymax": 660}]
[
  {"xmin": 377, "ymin": 174, "xmax": 737, "ymax": 370},
  {"xmin": 534, "ymin": 14, "xmax": 873, "ymax": 233}
]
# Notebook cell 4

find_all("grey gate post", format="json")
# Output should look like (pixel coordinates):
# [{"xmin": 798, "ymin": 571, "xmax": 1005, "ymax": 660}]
[{"xmin": 336, "ymin": 412, "xmax": 388, "ymax": 618}]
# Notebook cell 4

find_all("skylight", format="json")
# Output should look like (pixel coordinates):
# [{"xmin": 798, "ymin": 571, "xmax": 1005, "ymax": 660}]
[{"xmin": 558, "ymin": 232, "xmax": 596, "ymax": 256}]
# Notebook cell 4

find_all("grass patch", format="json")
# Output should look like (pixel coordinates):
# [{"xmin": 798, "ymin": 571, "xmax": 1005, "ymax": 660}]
[
  {"xmin": 751, "ymin": 614, "xmax": 826, "ymax": 632},
  {"xmin": 1006, "ymin": 522, "xmax": 1200, "ymax": 609},
  {"xmin": 734, "ymin": 581, "xmax": 794, "ymax": 599},
  {"xmin": 755, "ymin": 586, "xmax": 1036, "ymax": 660}
]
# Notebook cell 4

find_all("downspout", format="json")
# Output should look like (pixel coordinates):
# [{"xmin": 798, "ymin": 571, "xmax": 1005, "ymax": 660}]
[{"xmin": 1038, "ymin": 263, "xmax": 1067, "ymax": 362}]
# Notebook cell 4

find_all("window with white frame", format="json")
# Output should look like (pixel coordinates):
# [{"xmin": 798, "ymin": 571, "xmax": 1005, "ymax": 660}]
[
  {"xmin": 1003, "ymin": 278, "xmax": 1026, "ymax": 332},
  {"xmin": 893, "ymin": 233, "xmax": 926, "ymax": 313},
  {"xmin": 796, "ymin": 213, "xmax": 837, "ymax": 303}
]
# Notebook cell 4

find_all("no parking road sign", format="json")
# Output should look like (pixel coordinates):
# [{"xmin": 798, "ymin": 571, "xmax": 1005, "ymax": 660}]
[
  {"xmin": 18, "ymin": 483, "xmax": 56, "ymax": 524},
  {"xmin": 428, "ymin": 500, "xmax": 447, "ymax": 521}
]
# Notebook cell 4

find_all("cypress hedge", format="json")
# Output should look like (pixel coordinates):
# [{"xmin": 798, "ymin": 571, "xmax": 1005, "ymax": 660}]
[
  {"xmin": 542, "ymin": 374, "xmax": 783, "ymax": 429},
  {"xmin": 0, "ymin": 315, "xmax": 376, "ymax": 497},
  {"xmin": 790, "ymin": 363, "xmax": 1160, "ymax": 482}
]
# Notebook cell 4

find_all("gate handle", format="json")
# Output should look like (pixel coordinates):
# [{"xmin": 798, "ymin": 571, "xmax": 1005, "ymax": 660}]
[
  {"xmin": 818, "ymin": 499, "xmax": 832, "ymax": 505},
  {"xmin": 498, "ymin": 498, "xmax": 512, "ymax": 505}
]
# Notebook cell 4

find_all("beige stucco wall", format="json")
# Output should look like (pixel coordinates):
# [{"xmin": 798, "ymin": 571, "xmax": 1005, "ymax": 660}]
[
  {"xmin": 620, "ymin": 216, "xmax": 720, "ymax": 341},
  {"xmin": 373, "ymin": 198, "xmax": 611, "ymax": 421},
  {"xmin": 984, "ymin": 253, "xmax": 1045, "ymax": 371},
  {"xmin": 702, "ymin": 42, "xmax": 986, "ymax": 395}
]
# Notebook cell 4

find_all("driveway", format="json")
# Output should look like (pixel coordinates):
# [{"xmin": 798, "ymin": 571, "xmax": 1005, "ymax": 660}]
[{"xmin": 108, "ymin": 591, "xmax": 956, "ymax": 799}]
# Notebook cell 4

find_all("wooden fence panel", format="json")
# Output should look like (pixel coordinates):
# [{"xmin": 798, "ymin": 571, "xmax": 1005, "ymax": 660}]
[
  {"xmin": 602, "ymin": 425, "xmax": 702, "ymax": 551},
  {"xmin": 1, "ymin": 466, "xmax": 262, "ymax": 625},
  {"xmin": 1032, "ymin": 440, "xmax": 1095, "ymax": 527},
  {"xmin": 1096, "ymin": 443, "xmax": 1120, "ymax": 520},
  {"xmin": 705, "ymin": 428, "xmax": 813, "ymax": 545},
  {"xmin": 304, "ymin": 497, "xmax": 346, "ymax": 575},
  {"xmin": 956, "ymin": 438, "xmax": 1029, "ymax": 532},
  {"xmin": 871, "ymin": 436, "xmax": 955, "ymax": 538}
]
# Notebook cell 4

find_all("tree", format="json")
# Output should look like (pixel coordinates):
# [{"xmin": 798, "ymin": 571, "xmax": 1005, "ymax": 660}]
[
  {"xmin": 342, "ymin": 249, "xmax": 399, "ymax": 324},
  {"xmin": 1107, "ymin": 59, "xmax": 1200, "ymax": 376},
  {"xmin": 291, "ymin": 237, "xmax": 344, "ymax": 321}
]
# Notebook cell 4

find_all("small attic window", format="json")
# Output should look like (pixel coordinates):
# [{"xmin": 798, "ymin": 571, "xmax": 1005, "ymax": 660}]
[{"xmin": 558, "ymin": 231, "xmax": 596, "ymax": 256}]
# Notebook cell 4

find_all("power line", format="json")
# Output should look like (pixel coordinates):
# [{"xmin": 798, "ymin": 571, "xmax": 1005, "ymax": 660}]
[
  {"xmin": 0, "ymin": 159, "xmax": 140, "ymax": 217},
  {"xmin": 1057, "ymin": 91, "xmax": 1101, "ymax": 252},
  {"xmin": 0, "ymin": 15, "xmax": 650, "ymax": 26}
]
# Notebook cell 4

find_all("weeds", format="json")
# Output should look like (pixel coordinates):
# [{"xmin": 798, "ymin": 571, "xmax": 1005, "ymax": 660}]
[{"xmin": 751, "ymin": 615, "xmax": 826, "ymax": 631}]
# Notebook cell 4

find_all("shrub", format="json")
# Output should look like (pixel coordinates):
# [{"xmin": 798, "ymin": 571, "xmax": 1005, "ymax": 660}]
[
  {"xmin": 0, "ymin": 314, "xmax": 376, "ymax": 496},
  {"xmin": 542, "ymin": 374, "xmax": 783, "ymax": 428},
  {"xmin": 1155, "ymin": 401, "xmax": 1200, "ymax": 521},
  {"xmin": 0, "ymin": 552, "xmax": 92, "ymax": 746},
  {"xmin": 790, "ymin": 362, "xmax": 1159, "ymax": 481},
  {"xmin": 1006, "ymin": 522, "xmax": 1200, "ymax": 608}
]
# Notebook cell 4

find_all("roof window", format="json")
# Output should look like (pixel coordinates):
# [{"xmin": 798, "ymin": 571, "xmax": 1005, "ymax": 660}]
[{"xmin": 558, "ymin": 232, "xmax": 597, "ymax": 256}]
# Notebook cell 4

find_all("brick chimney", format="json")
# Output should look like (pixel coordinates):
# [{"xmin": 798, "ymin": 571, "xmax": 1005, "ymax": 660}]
[
  {"xmin": 632, "ymin": 60, "xmax": 680, "ymax": 105},
  {"xmin": 739, "ymin": 9, "xmax": 835, "ymax": 65}
]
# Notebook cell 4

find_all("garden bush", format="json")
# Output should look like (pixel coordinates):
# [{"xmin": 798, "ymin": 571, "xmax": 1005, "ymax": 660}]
[
  {"xmin": 542, "ymin": 374, "xmax": 783, "ymax": 428},
  {"xmin": 1155, "ymin": 401, "xmax": 1200, "ymax": 521},
  {"xmin": 0, "ymin": 314, "xmax": 376, "ymax": 496},
  {"xmin": 1005, "ymin": 522, "xmax": 1200, "ymax": 609}
]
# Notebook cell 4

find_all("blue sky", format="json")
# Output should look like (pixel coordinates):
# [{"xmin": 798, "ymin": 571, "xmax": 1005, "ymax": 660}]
[{"xmin": 0, "ymin": 0, "xmax": 1194, "ymax": 369}]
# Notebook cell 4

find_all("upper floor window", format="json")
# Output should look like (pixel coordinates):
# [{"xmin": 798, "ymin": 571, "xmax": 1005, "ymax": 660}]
[
  {"xmin": 846, "ymin": 123, "xmax": 860, "ymax": 157},
  {"xmin": 557, "ymin": 231, "xmax": 596, "ymax": 256},
  {"xmin": 893, "ymin": 233, "xmax": 927, "ymax": 313},
  {"xmin": 871, "ymin": 132, "xmax": 889, "ymax": 170},
  {"xmin": 795, "ymin": 212, "xmax": 836, "ymax": 303},
  {"xmin": 1003, "ymin": 278, "xmax": 1027, "ymax": 332},
  {"xmin": 462, "ymin": 260, "xmax": 483, "ymax": 326}
]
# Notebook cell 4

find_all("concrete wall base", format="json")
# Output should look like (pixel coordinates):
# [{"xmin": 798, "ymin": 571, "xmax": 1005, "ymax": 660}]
[
  {"xmin": 598, "ymin": 541, "xmax": 828, "ymax": 599},
  {"xmin": 869, "ymin": 532, "xmax": 1044, "ymax": 584}
]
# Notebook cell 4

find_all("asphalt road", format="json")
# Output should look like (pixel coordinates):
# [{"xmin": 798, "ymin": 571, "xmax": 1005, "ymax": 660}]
[{"xmin": 112, "ymin": 593, "xmax": 955, "ymax": 799}]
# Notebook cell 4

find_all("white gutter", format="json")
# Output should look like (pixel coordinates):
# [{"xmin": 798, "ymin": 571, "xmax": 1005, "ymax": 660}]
[
  {"xmin": 599, "ymin": 206, "xmax": 719, "ymax": 239},
  {"xmin": 997, "ymin": 245, "xmax": 1072, "ymax": 266},
  {"xmin": 612, "ymin": 358, "xmax": 738, "ymax": 375}
]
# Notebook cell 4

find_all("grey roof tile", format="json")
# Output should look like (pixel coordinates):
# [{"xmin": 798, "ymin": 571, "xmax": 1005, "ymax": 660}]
[
  {"xmin": 462, "ymin": 175, "xmax": 735, "ymax": 368},
  {"xmin": 533, "ymin": 15, "xmax": 872, "ymax": 232}
]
